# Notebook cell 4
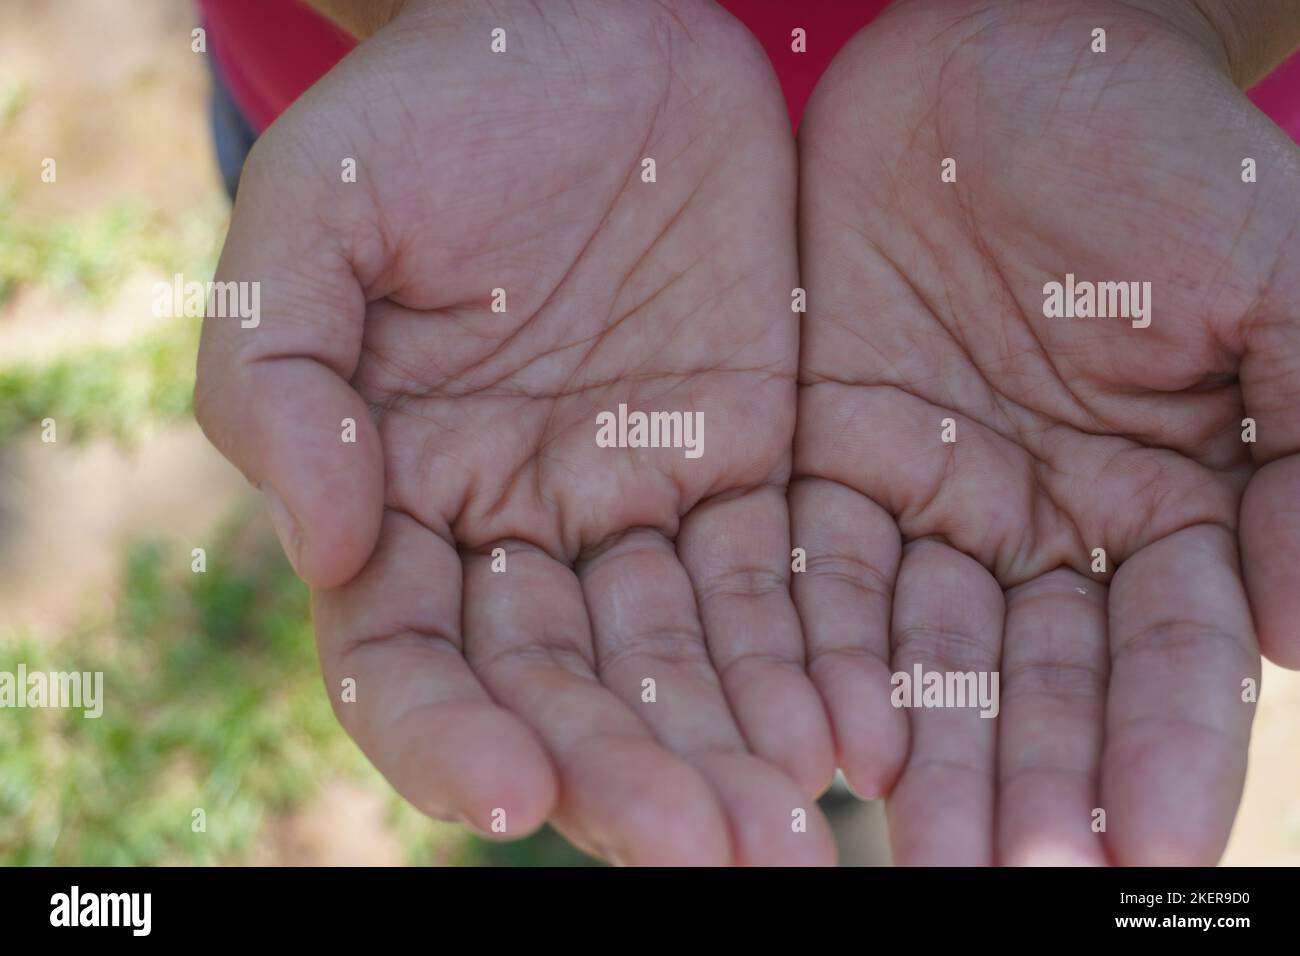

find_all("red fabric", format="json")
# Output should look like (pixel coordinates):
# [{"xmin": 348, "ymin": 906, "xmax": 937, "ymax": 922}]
[
  {"xmin": 714, "ymin": 0, "xmax": 892, "ymax": 127},
  {"xmin": 197, "ymin": 0, "xmax": 1300, "ymax": 140},
  {"xmin": 201, "ymin": 0, "xmax": 354, "ymax": 132},
  {"xmin": 1249, "ymin": 50, "xmax": 1300, "ymax": 140}
]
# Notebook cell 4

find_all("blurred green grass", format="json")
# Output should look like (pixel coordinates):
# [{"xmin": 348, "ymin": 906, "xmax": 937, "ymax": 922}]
[
  {"xmin": 0, "ymin": 188, "xmax": 224, "ymax": 308},
  {"xmin": 0, "ymin": 324, "xmax": 199, "ymax": 444},
  {"xmin": 0, "ymin": 185, "xmax": 220, "ymax": 444}
]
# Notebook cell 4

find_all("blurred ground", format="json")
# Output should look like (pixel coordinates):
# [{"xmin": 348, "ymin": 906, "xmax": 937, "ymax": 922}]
[{"xmin": 0, "ymin": 0, "xmax": 1296, "ymax": 867}]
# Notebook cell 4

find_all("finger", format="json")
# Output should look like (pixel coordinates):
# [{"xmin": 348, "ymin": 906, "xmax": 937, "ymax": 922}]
[
  {"xmin": 1101, "ymin": 524, "xmax": 1259, "ymax": 865},
  {"xmin": 194, "ymin": 143, "xmax": 383, "ymax": 588},
  {"xmin": 887, "ymin": 539, "xmax": 1004, "ymax": 866},
  {"xmin": 998, "ymin": 569, "xmax": 1109, "ymax": 866},
  {"xmin": 462, "ymin": 540, "xmax": 731, "ymax": 866},
  {"xmin": 1236, "ymin": 164, "xmax": 1300, "ymax": 668},
  {"xmin": 313, "ymin": 510, "xmax": 556, "ymax": 834},
  {"xmin": 579, "ymin": 528, "xmax": 835, "ymax": 865},
  {"xmin": 789, "ymin": 476, "xmax": 907, "ymax": 799},
  {"xmin": 1242, "ymin": 460, "xmax": 1300, "ymax": 667},
  {"xmin": 677, "ymin": 485, "xmax": 835, "ymax": 798},
  {"xmin": 687, "ymin": 751, "xmax": 838, "ymax": 868}
]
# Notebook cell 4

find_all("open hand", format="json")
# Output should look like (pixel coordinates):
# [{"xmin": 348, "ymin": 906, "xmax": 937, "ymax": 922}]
[
  {"xmin": 793, "ymin": 0, "xmax": 1300, "ymax": 865},
  {"xmin": 196, "ymin": 0, "xmax": 836, "ymax": 865}
]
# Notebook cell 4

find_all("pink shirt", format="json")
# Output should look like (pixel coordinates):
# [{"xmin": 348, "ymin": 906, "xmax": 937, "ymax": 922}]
[{"xmin": 197, "ymin": 0, "xmax": 1300, "ymax": 138}]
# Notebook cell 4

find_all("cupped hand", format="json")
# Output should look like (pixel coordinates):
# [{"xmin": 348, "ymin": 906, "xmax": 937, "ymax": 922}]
[
  {"xmin": 196, "ymin": 0, "xmax": 837, "ymax": 865},
  {"xmin": 793, "ymin": 0, "xmax": 1300, "ymax": 864}
]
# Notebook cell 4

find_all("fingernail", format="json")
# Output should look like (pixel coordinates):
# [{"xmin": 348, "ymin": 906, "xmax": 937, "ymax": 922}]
[{"xmin": 264, "ymin": 487, "xmax": 303, "ymax": 570}]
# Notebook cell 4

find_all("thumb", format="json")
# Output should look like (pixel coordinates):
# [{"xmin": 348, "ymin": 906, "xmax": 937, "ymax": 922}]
[{"xmin": 195, "ymin": 139, "xmax": 383, "ymax": 589}]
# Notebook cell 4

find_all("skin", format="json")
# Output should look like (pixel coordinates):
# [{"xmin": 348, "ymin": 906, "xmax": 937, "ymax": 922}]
[
  {"xmin": 195, "ymin": 0, "xmax": 836, "ymax": 866},
  {"xmin": 794, "ymin": 0, "xmax": 1300, "ymax": 864},
  {"xmin": 197, "ymin": 0, "xmax": 1300, "ymax": 865}
]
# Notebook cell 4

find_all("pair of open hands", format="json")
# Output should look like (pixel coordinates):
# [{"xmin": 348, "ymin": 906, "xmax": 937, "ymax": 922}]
[{"xmin": 195, "ymin": 0, "xmax": 1300, "ymax": 865}]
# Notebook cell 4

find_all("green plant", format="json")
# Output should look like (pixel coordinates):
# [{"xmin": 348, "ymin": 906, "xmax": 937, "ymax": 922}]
[
  {"xmin": 0, "ymin": 190, "xmax": 223, "ymax": 307},
  {"xmin": 0, "ymin": 324, "xmax": 199, "ymax": 444}
]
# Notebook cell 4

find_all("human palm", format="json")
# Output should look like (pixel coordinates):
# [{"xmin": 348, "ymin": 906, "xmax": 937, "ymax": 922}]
[
  {"xmin": 197, "ymin": 0, "xmax": 836, "ymax": 865},
  {"xmin": 794, "ymin": 0, "xmax": 1300, "ymax": 864}
]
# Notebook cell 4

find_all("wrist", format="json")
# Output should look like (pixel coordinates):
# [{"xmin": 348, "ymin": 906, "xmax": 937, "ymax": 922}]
[
  {"xmin": 302, "ymin": 0, "xmax": 410, "ymax": 39},
  {"xmin": 1195, "ymin": 0, "xmax": 1300, "ymax": 87},
  {"xmin": 1140, "ymin": 0, "xmax": 1300, "ymax": 87}
]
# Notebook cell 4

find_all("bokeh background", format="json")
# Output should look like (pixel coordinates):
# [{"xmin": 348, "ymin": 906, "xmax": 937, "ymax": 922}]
[{"xmin": 0, "ymin": 0, "xmax": 1296, "ymax": 866}]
